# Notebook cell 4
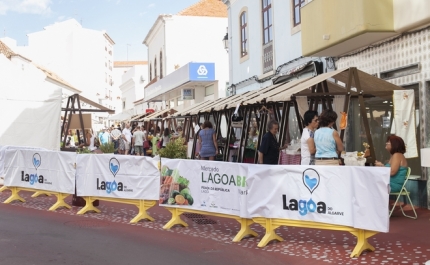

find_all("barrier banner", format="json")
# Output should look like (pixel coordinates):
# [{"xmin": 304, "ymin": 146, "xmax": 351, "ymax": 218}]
[
  {"xmin": 246, "ymin": 165, "xmax": 390, "ymax": 232},
  {"xmin": 3, "ymin": 149, "xmax": 76, "ymax": 194},
  {"xmin": 0, "ymin": 145, "xmax": 47, "ymax": 178},
  {"xmin": 160, "ymin": 159, "xmax": 249, "ymax": 217},
  {"xmin": 247, "ymin": 165, "xmax": 390, "ymax": 232},
  {"xmin": 76, "ymin": 154, "xmax": 159, "ymax": 200}
]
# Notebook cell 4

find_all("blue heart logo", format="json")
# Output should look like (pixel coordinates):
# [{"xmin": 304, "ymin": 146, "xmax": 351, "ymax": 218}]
[
  {"xmin": 32, "ymin": 153, "xmax": 41, "ymax": 169},
  {"xmin": 109, "ymin": 157, "xmax": 120, "ymax": 177},
  {"xmin": 302, "ymin": 169, "xmax": 320, "ymax": 194}
]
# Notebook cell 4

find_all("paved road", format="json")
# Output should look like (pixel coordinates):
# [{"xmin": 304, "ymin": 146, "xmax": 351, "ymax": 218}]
[
  {"xmin": 1, "ymin": 191, "xmax": 430, "ymax": 265},
  {"xmin": 0, "ymin": 203, "xmax": 291, "ymax": 265}
]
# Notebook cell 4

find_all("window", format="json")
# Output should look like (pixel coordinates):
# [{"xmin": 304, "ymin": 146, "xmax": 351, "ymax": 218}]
[
  {"xmin": 262, "ymin": 0, "xmax": 272, "ymax": 44},
  {"xmin": 240, "ymin": 12, "xmax": 247, "ymax": 57},
  {"xmin": 160, "ymin": 51, "xmax": 163, "ymax": 79},
  {"xmin": 154, "ymin": 57, "xmax": 157, "ymax": 78},
  {"xmin": 293, "ymin": 0, "xmax": 305, "ymax": 26},
  {"xmin": 205, "ymin": 84, "xmax": 214, "ymax": 96},
  {"xmin": 149, "ymin": 63, "xmax": 152, "ymax": 81}
]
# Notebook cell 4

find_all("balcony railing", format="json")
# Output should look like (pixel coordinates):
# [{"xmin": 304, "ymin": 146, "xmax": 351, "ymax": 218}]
[{"xmin": 263, "ymin": 42, "xmax": 273, "ymax": 74}]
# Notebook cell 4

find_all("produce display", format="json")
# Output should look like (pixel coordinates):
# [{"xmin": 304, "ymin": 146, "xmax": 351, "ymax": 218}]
[{"xmin": 159, "ymin": 165, "xmax": 193, "ymax": 206}]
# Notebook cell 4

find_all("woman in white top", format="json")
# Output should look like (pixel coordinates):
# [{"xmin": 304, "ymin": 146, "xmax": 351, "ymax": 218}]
[
  {"xmin": 162, "ymin": 128, "xmax": 170, "ymax": 148},
  {"xmin": 300, "ymin": 110, "xmax": 319, "ymax": 165},
  {"xmin": 87, "ymin": 129, "xmax": 97, "ymax": 151},
  {"xmin": 79, "ymin": 129, "xmax": 100, "ymax": 153}
]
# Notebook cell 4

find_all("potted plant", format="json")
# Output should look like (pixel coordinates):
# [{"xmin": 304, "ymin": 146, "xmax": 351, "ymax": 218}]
[
  {"xmin": 158, "ymin": 137, "xmax": 187, "ymax": 159},
  {"xmin": 99, "ymin": 142, "xmax": 116, "ymax": 154}
]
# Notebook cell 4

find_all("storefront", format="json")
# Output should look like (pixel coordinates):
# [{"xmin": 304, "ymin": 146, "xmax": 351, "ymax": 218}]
[{"xmin": 144, "ymin": 62, "xmax": 218, "ymax": 109}]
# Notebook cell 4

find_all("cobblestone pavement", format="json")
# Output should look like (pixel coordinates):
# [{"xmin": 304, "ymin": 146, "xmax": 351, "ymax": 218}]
[{"xmin": 0, "ymin": 189, "xmax": 429, "ymax": 265}]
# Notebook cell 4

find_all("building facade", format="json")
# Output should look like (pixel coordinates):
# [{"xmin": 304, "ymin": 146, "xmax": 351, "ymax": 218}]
[
  {"xmin": 142, "ymin": 0, "xmax": 229, "ymax": 109},
  {"xmin": 301, "ymin": 0, "xmax": 430, "ymax": 208},
  {"xmin": 17, "ymin": 19, "xmax": 116, "ymax": 124},
  {"xmin": 0, "ymin": 38, "xmax": 81, "ymax": 105},
  {"xmin": 223, "ymin": 0, "xmax": 323, "ymax": 95}
]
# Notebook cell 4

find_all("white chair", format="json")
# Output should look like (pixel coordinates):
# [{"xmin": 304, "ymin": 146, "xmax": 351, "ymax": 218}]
[{"xmin": 389, "ymin": 167, "xmax": 417, "ymax": 219}]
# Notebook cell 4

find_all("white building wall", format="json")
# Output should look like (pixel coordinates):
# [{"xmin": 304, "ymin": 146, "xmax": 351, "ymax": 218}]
[
  {"xmin": 165, "ymin": 16, "xmax": 229, "ymax": 97},
  {"xmin": 21, "ymin": 19, "xmax": 115, "ymax": 116},
  {"xmin": 145, "ymin": 15, "xmax": 229, "ymax": 100},
  {"xmin": 112, "ymin": 66, "xmax": 131, "ymax": 113},
  {"xmin": 147, "ymin": 19, "xmax": 166, "ymax": 80},
  {"xmin": 119, "ymin": 65, "xmax": 148, "ymax": 112},
  {"xmin": 226, "ymin": 0, "xmax": 310, "ymax": 94}
]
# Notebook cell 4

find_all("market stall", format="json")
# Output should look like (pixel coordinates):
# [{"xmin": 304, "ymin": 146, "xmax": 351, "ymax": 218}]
[{"xmin": 170, "ymin": 67, "xmax": 409, "ymax": 165}]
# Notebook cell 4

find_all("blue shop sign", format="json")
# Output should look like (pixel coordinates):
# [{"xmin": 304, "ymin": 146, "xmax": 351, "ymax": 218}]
[{"xmin": 189, "ymin": 63, "xmax": 215, "ymax": 81}]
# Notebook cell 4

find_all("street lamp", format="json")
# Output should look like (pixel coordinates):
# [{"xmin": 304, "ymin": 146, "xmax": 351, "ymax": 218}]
[{"xmin": 222, "ymin": 28, "xmax": 229, "ymax": 52}]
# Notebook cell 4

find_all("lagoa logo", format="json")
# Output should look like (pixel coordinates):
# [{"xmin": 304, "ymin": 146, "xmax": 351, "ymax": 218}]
[
  {"xmin": 96, "ymin": 157, "xmax": 124, "ymax": 194},
  {"xmin": 282, "ymin": 169, "xmax": 327, "ymax": 216},
  {"xmin": 21, "ymin": 153, "xmax": 44, "ymax": 185}
]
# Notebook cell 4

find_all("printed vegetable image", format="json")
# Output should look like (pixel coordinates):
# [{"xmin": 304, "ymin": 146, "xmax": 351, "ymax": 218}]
[{"xmin": 159, "ymin": 166, "xmax": 193, "ymax": 206}]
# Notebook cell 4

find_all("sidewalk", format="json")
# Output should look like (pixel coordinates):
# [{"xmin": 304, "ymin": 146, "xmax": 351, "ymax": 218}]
[{"xmin": 0, "ymin": 189, "xmax": 429, "ymax": 265}]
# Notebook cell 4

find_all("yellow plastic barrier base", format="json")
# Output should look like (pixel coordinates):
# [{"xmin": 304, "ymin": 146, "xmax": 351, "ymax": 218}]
[
  {"xmin": 163, "ymin": 207, "xmax": 258, "ymax": 242},
  {"xmin": 76, "ymin": 196, "xmax": 157, "ymax": 224},
  {"xmin": 31, "ymin": 191, "xmax": 52, "ymax": 198},
  {"xmin": 0, "ymin": 185, "xmax": 9, "ymax": 193},
  {"xmin": 253, "ymin": 217, "xmax": 378, "ymax": 258},
  {"xmin": 2, "ymin": 186, "xmax": 72, "ymax": 211}
]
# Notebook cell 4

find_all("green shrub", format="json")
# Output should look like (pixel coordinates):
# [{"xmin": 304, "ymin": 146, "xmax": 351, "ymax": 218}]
[
  {"xmin": 100, "ymin": 142, "xmax": 116, "ymax": 154},
  {"xmin": 76, "ymin": 147, "xmax": 92, "ymax": 154},
  {"xmin": 158, "ymin": 137, "xmax": 187, "ymax": 159}
]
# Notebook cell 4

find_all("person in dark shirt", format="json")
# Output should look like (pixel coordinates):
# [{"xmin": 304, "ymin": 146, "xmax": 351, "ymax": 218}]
[{"xmin": 258, "ymin": 120, "xmax": 287, "ymax": 165}]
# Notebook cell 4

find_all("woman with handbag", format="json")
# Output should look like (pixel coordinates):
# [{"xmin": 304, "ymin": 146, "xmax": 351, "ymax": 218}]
[{"xmin": 197, "ymin": 121, "xmax": 218, "ymax": 160}]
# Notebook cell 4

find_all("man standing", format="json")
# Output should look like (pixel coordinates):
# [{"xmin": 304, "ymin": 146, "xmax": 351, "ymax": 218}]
[
  {"xmin": 110, "ymin": 125, "xmax": 122, "ymax": 154},
  {"xmin": 100, "ymin": 128, "xmax": 110, "ymax": 145},
  {"xmin": 132, "ymin": 126, "xmax": 145, "ymax": 156},
  {"xmin": 122, "ymin": 123, "xmax": 132, "ymax": 155},
  {"xmin": 258, "ymin": 120, "xmax": 287, "ymax": 165}
]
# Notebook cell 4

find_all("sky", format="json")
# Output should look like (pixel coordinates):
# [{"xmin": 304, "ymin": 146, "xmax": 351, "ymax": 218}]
[{"xmin": 0, "ymin": 0, "xmax": 200, "ymax": 61}]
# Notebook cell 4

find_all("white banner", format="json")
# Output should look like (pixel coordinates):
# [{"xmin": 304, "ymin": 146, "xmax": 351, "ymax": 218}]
[
  {"xmin": 160, "ymin": 159, "xmax": 249, "ymax": 217},
  {"xmin": 4, "ymin": 149, "xmax": 76, "ymax": 194},
  {"xmin": 246, "ymin": 165, "xmax": 391, "ymax": 233},
  {"xmin": 76, "ymin": 155, "xmax": 159, "ymax": 200},
  {"xmin": 0, "ymin": 145, "xmax": 47, "ymax": 178}
]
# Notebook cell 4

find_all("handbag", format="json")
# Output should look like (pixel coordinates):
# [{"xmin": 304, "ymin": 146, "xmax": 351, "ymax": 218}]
[
  {"xmin": 143, "ymin": 140, "xmax": 150, "ymax": 149},
  {"xmin": 157, "ymin": 138, "xmax": 163, "ymax": 149}
]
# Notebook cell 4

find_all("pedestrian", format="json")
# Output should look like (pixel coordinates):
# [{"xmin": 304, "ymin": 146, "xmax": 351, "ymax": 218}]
[
  {"xmin": 301, "ymin": 110, "xmax": 319, "ymax": 165},
  {"xmin": 162, "ymin": 128, "xmax": 170, "ymax": 148},
  {"xmin": 122, "ymin": 123, "xmax": 132, "ymax": 155},
  {"xmin": 314, "ymin": 109, "xmax": 344, "ymax": 166},
  {"xmin": 118, "ymin": 133, "xmax": 126, "ymax": 155},
  {"xmin": 151, "ymin": 133, "xmax": 160, "ymax": 156},
  {"xmin": 110, "ymin": 125, "xmax": 122, "ymax": 154},
  {"xmin": 100, "ymin": 128, "xmax": 110, "ymax": 145},
  {"xmin": 132, "ymin": 126, "xmax": 145, "ymax": 156},
  {"xmin": 258, "ymin": 120, "xmax": 287, "ymax": 165},
  {"xmin": 197, "ymin": 120, "xmax": 218, "ymax": 160}
]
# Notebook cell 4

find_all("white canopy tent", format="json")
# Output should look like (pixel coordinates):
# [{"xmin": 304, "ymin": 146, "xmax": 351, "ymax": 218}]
[{"xmin": 0, "ymin": 55, "xmax": 62, "ymax": 150}]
